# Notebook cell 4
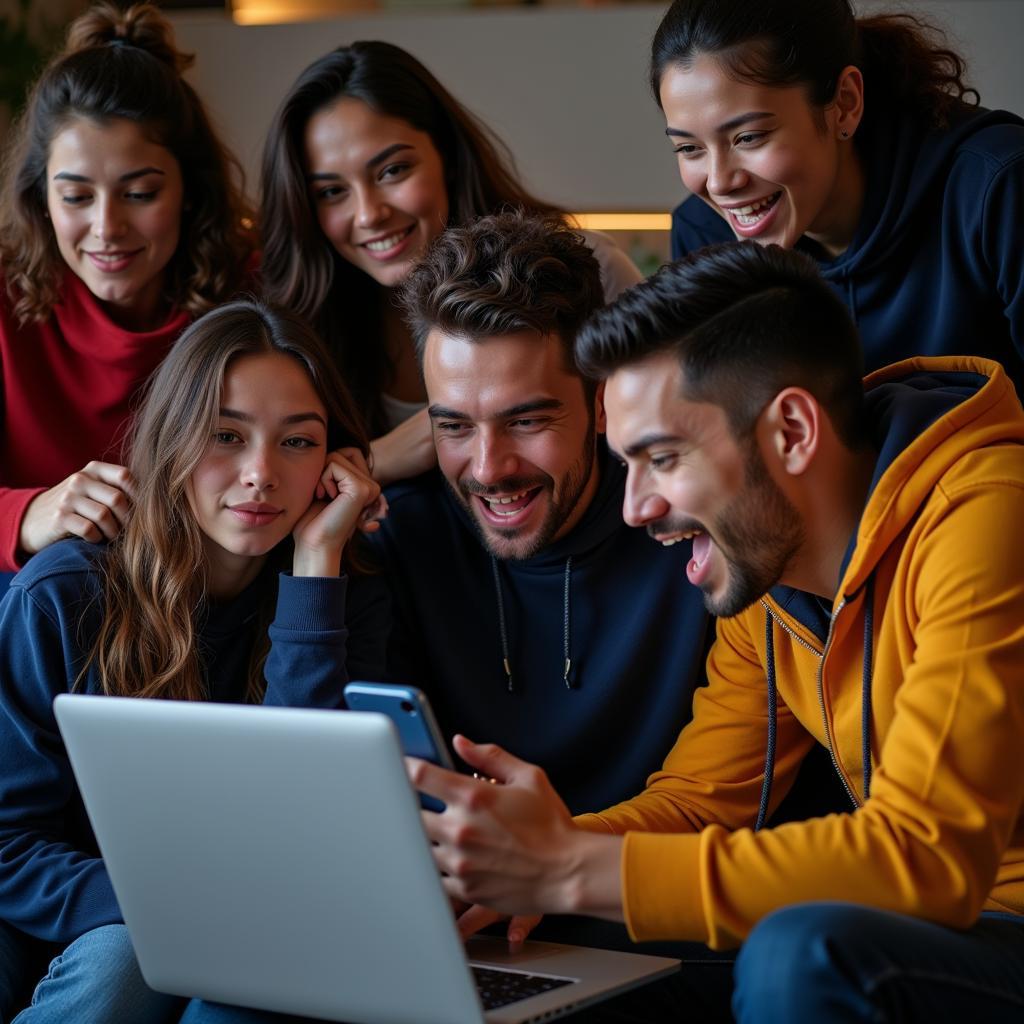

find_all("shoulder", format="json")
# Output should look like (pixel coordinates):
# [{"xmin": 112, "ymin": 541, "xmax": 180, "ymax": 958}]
[
  {"xmin": 10, "ymin": 539, "xmax": 107, "ymax": 607},
  {"xmin": 372, "ymin": 471, "xmax": 462, "ymax": 551},
  {"xmin": 671, "ymin": 195, "xmax": 732, "ymax": 255},
  {"xmin": 579, "ymin": 230, "xmax": 644, "ymax": 301}
]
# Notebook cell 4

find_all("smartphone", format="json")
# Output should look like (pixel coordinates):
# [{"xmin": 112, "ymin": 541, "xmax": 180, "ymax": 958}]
[{"xmin": 343, "ymin": 682, "xmax": 453, "ymax": 811}]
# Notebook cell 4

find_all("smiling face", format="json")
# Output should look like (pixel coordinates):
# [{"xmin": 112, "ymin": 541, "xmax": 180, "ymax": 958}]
[
  {"xmin": 424, "ymin": 328, "xmax": 601, "ymax": 560},
  {"xmin": 659, "ymin": 55, "xmax": 860, "ymax": 254},
  {"xmin": 187, "ymin": 351, "xmax": 328, "ymax": 597},
  {"xmin": 605, "ymin": 350, "xmax": 803, "ymax": 617},
  {"xmin": 46, "ymin": 116, "xmax": 184, "ymax": 330},
  {"xmin": 304, "ymin": 97, "xmax": 449, "ymax": 289}
]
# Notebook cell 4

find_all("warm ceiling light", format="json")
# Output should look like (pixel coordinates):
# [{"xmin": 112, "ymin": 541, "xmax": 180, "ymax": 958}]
[
  {"xmin": 571, "ymin": 213, "xmax": 671, "ymax": 232},
  {"xmin": 231, "ymin": 0, "xmax": 375, "ymax": 25}
]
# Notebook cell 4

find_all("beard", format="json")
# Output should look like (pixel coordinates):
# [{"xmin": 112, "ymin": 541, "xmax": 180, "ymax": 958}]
[
  {"xmin": 647, "ymin": 442, "xmax": 804, "ymax": 618},
  {"xmin": 454, "ymin": 430, "xmax": 597, "ymax": 561}
]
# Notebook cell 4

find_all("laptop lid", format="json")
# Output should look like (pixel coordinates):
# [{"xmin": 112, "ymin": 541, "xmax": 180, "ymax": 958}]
[{"xmin": 54, "ymin": 695, "xmax": 678, "ymax": 1023}]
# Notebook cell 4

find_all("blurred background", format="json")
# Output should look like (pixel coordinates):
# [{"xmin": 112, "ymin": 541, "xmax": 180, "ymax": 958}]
[{"xmin": 3, "ymin": 0, "xmax": 1023, "ymax": 270}]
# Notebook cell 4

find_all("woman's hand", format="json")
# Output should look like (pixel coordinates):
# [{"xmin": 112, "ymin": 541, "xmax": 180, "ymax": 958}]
[
  {"xmin": 455, "ymin": 903, "xmax": 544, "ymax": 954},
  {"xmin": 18, "ymin": 462, "xmax": 136, "ymax": 559},
  {"xmin": 292, "ymin": 447, "xmax": 386, "ymax": 577},
  {"xmin": 369, "ymin": 407, "xmax": 437, "ymax": 487}
]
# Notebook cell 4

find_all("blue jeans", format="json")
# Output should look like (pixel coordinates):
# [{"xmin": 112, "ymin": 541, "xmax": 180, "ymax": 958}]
[
  {"xmin": 733, "ymin": 902, "xmax": 1024, "ymax": 1023},
  {"xmin": 12, "ymin": 925, "xmax": 183, "ymax": 1024}
]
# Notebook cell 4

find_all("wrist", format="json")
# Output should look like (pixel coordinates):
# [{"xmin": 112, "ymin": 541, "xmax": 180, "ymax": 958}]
[
  {"xmin": 557, "ymin": 831, "xmax": 624, "ymax": 921},
  {"xmin": 292, "ymin": 545, "xmax": 343, "ymax": 578}
]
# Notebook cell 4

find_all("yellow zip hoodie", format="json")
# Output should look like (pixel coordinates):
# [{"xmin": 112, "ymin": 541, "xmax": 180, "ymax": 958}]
[{"xmin": 576, "ymin": 356, "xmax": 1024, "ymax": 950}]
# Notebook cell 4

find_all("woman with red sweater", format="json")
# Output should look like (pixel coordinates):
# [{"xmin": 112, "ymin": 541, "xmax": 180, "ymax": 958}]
[{"xmin": 0, "ymin": 2, "xmax": 253, "ymax": 576}]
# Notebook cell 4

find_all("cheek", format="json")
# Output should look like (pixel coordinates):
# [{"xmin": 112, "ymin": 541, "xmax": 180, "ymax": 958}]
[{"xmin": 317, "ymin": 207, "xmax": 349, "ymax": 254}]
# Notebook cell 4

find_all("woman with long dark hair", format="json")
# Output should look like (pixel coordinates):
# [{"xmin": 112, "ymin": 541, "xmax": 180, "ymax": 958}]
[
  {"xmin": 655, "ymin": 0, "xmax": 1024, "ymax": 390},
  {"xmin": 260, "ymin": 41, "xmax": 641, "ymax": 485},
  {"xmin": 0, "ymin": 299, "xmax": 385, "ymax": 1023},
  {"xmin": 0, "ymin": 2, "xmax": 254, "ymax": 575}
]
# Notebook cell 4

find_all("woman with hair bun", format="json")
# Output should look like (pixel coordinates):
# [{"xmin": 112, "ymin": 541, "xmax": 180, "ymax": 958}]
[
  {"xmin": 0, "ymin": 299, "xmax": 385, "ymax": 1024},
  {"xmin": 655, "ymin": 0, "xmax": 1024, "ymax": 390},
  {"xmin": 0, "ymin": 1, "xmax": 254, "ymax": 577},
  {"xmin": 260, "ymin": 41, "xmax": 641, "ymax": 487}
]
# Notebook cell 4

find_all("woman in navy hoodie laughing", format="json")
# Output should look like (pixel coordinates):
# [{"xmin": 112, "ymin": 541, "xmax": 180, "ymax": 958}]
[{"xmin": 657, "ymin": 0, "xmax": 1024, "ymax": 393}]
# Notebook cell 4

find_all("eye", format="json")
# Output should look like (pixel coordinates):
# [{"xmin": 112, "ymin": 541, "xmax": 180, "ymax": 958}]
[
  {"xmin": 313, "ymin": 184, "xmax": 347, "ymax": 202},
  {"xmin": 283, "ymin": 436, "xmax": 319, "ymax": 449},
  {"xmin": 214, "ymin": 430, "xmax": 241, "ymax": 445},
  {"xmin": 509, "ymin": 417, "xmax": 546, "ymax": 430},
  {"xmin": 434, "ymin": 421, "xmax": 468, "ymax": 434},
  {"xmin": 59, "ymin": 193, "xmax": 90, "ymax": 206},
  {"xmin": 735, "ymin": 131, "xmax": 767, "ymax": 146},
  {"xmin": 650, "ymin": 453, "xmax": 677, "ymax": 471},
  {"xmin": 379, "ymin": 162, "xmax": 411, "ymax": 182},
  {"xmin": 673, "ymin": 143, "xmax": 702, "ymax": 158},
  {"xmin": 125, "ymin": 189, "xmax": 158, "ymax": 202}
]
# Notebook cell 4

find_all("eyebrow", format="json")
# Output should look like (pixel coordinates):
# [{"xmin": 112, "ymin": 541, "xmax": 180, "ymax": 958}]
[
  {"xmin": 306, "ymin": 142, "xmax": 415, "ymax": 182},
  {"xmin": 665, "ymin": 111, "xmax": 774, "ymax": 139},
  {"xmin": 51, "ymin": 167, "xmax": 166, "ymax": 183},
  {"xmin": 219, "ymin": 407, "xmax": 327, "ymax": 428},
  {"xmin": 428, "ymin": 398, "xmax": 564, "ymax": 421},
  {"xmin": 621, "ymin": 432, "xmax": 685, "ymax": 458}
]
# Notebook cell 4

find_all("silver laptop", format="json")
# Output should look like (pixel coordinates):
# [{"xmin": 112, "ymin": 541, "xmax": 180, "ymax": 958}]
[{"xmin": 54, "ymin": 695, "xmax": 679, "ymax": 1024}]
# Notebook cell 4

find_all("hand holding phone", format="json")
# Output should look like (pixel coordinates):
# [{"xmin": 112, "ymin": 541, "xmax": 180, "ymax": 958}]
[{"xmin": 343, "ymin": 682, "xmax": 453, "ymax": 810}]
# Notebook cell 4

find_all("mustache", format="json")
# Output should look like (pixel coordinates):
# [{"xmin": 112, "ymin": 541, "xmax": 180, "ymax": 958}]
[
  {"xmin": 645, "ymin": 515, "xmax": 706, "ymax": 540},
  {"xmin": 460, "ymin": 475, "xmax": 548, "ymax": 498}
]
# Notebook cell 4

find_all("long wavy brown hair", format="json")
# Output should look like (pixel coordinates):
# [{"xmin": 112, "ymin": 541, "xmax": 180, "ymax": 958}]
[
  {"xmin": 260, "ymin": 40, "xmax": 563, "ymax": 436},
  {"xmin": 86, "ymin": 299, "xmax": 369, "ymax": 703},
  {"xmin": 0, "ymin": 2, "xmax": 254, "ymax": 326}
]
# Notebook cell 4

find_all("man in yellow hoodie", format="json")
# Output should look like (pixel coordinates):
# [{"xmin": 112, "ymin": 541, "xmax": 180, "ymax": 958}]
[{"xmin": 410, "ymin": 241, "xmax": 1024, "ymax": 1021}]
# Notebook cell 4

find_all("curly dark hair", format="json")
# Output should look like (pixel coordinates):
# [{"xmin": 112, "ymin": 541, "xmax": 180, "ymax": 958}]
[
  {"xmin": 399, "ymin": 209, "xmax": 603, "ymax": 379},
  {"xmin": 0, "ymin": 2, "xmax": 254, "ymax": 325}
]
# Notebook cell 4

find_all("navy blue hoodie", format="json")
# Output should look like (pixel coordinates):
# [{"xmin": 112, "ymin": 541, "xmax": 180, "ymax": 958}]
[
  {"xmin": 0, "ymin": 539, "xmax": 387, "ymax": 945},
  {"xmin": 368, "ymin": 451, "xmax": 712, "ymax": 816},
  {"xmin": 672, "ymin": 102, "xmax": 1024, "ymax": 393}
]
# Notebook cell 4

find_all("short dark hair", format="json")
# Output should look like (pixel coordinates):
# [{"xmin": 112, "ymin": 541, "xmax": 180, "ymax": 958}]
[
  {"xmin": 576, "ymin": 242, "xmax": 868, "ymax": 449},
  {"xmin": 399, "ymin": 209, "xmax": 604, "ymax": 374}
]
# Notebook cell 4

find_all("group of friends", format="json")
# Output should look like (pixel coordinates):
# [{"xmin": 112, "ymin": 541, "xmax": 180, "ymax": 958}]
[{"xmin": 0, "ymin": 0, "xmax": 1022, "ymax": 1021}]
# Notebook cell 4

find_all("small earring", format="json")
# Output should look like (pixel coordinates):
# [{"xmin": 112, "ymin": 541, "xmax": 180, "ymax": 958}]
[{"xmin": 840, "ymin": 129, "xmax": 850, "ymax": 139}]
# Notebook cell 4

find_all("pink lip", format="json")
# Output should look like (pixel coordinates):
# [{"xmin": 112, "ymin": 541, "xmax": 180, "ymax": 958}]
[
  {"xmin": 228, "ymin": 502, "xmax": 283, "ymax": 527},
  {"xmin": 84, "ymin": 249, "xmax": 143, "ymax": 273},
  {"xmin": 359, "ymin": 225, "xmax": 417, "ymax": 263}
]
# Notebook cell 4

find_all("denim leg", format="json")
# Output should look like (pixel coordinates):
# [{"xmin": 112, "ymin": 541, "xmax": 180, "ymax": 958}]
[
  {"xmin": 13, "ymin": 924, "xmax": 184, "ymax": 1024},
  {"xmin": 733, "ymin": 902, "xmax": 1024, "ymax": 1024},
  {"xmin": 179, "ymin": 1000, "xmax": 324, "ymax": 1024}
]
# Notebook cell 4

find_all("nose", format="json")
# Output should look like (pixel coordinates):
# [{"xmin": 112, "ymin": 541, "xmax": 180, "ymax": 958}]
[
  {"xmin": 472, "ymin": 432, "xmax": 519, "ymax": 488},
  {"xmin": 705, "ymin": 147, "xmax": 747, "ymax": 198},
  {"xmin": 240, "ymin": 444, "xmax": 278, "ymax": 492},
  {"xmin": 622, "ymin": 468, "xmax": 670, "ymax": 528},
  {"xmin": 355, "ymin": 185, "xmax": 391, "ymax": 230},
  {"xmin": 91, "ymin": 196, "xmax": 127, "ymax": 242}
]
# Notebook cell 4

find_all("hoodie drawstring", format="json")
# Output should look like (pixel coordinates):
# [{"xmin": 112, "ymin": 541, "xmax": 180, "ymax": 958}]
[
  {"xmin": 759, "ymin": 575, "xmax": 877, "ymax": 829},
  {"xmin": 490, "ymin": 555, "xmax": 574, "ymax": 693}
]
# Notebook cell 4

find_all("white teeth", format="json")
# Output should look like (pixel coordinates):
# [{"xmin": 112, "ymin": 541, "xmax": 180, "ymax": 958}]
[
  {"xmin": 661, "ymin": 538, "xmax": 681, "ymax": 547},
  {"xmin": 483, "ymin": 491, "xmax": 531, "ymax": 516},
  {"xmin": 660, "ymin": 529, "xmax": 702, "ymax": 547},
  {"xmin": 729, "ymin": 194, "xmax": 780, "ymax": 225},
  {"xmin": 365, "ymin": 229, "xmax": 410, "ymax": 252}
]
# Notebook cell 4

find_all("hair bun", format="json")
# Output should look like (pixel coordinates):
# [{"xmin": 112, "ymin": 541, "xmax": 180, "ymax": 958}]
[{"xmin": 63, "ymin": 2, "xmax": 194, "ymax": 74}]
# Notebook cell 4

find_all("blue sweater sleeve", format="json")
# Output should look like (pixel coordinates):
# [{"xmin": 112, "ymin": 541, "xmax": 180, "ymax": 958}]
[
  {"xmin": 0, "ymin": 582, "xmax": 120, "ymax": 943},
  {"xmin": 262, "ymin": 570, "xmax": 390, "ymax": 707},
  {"xmin": 980, "ymin": 147, "xmax": 1024, "ymax": 361}
]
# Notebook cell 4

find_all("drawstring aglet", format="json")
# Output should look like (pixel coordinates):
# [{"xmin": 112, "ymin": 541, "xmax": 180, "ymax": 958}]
[
  {"xmin": 563, "ymin": 658, "xmax": 572, "ymax": 689},
  {"xmin": 503, "ymin": 657, "xmax": 513, "ymax": 693}
]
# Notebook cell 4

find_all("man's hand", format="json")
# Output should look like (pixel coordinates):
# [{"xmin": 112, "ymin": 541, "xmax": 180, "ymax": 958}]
[
  {"xmin": 19, "ymin": 461, "xmax": 135, "ymax": 557},
  {"xmin": 407, "ymin": 735, "xmax": 624, "ymax": 921}
]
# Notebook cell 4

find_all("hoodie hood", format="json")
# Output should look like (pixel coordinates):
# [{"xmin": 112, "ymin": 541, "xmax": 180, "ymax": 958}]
[{"xmin": 821, "ymin": 103, "xmax": 1024, "ymax": 282}]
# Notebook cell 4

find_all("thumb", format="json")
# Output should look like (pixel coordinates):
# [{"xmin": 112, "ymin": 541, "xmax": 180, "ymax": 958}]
[{"xmin": 452, "ymin": 735, "xmax": 526, "ymax": 784}]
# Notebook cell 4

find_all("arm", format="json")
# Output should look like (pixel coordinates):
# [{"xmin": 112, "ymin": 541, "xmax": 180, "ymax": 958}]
[
  {"xmin": 263, "ymin": 448, "xmax": 389, "ymax": 708},
  {"xmin": 0, "ymin": 577, "xmax": 121, "ymax": 943},
  {"xmin": 369, "ymin": 407, "xmax": 437, "ymax": 488},
  {"xmin": 980, "ymin": 147, "xmax": 1024, "ymax": 360}
]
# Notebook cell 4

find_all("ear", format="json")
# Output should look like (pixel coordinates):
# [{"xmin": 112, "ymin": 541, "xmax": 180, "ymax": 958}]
[
  {"xmin": 593, "ymin": 380, "xmax": 607, "ymax": 435},
  {"xmin": 761, "ymin": 387, "xmax": 819, "ymax": 476},
  {"xmin": 831, "ymin": 65, "xmax": 864, "ymax": 141}
]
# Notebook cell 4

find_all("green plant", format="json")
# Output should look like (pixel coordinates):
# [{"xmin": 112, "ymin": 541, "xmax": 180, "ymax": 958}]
[{"xmin": 0, "ymin": 0, "xmax": 64, "ymax": 117}]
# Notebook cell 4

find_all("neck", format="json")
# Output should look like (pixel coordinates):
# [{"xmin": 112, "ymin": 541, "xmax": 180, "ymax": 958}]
[
  {"xmin": 380, "ymin": 297, "xmax": 426, "ymax": 404},
  {"xmin": 783, "ymin": 444, "xmax": 876, "ymax": 599},
  {"xmin": 805, "ymin": 142, "xmax": 866, "ymax": 258},
  {"xmin": 203, "ymin": 544, "xmax": 267, "ymax": 603},
  {"xmin": 100, "ymin": 276, "xmax": 170, "ymax": 332}
]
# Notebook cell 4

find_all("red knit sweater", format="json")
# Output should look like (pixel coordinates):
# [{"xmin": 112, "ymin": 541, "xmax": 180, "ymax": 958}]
[{"xmin": 0, "ymin": 272, "xmax": 190, "ymax": 571}]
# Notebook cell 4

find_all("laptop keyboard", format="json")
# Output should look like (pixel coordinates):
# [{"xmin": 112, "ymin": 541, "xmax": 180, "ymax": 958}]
[{"xmin": 471, "ymin": 965, "xmax": 575, "ymax": 1010}]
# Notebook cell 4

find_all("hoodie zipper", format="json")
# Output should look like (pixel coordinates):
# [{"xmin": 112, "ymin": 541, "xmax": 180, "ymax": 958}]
[{"xmin": 759, "ymin": 598, "xmax": 860, "ymax": 809}]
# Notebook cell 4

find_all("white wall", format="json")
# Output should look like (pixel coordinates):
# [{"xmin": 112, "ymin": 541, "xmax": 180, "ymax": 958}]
[{"xmin": 169, "ymin": 1, "xmax": 1024, "ymax": 212}]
